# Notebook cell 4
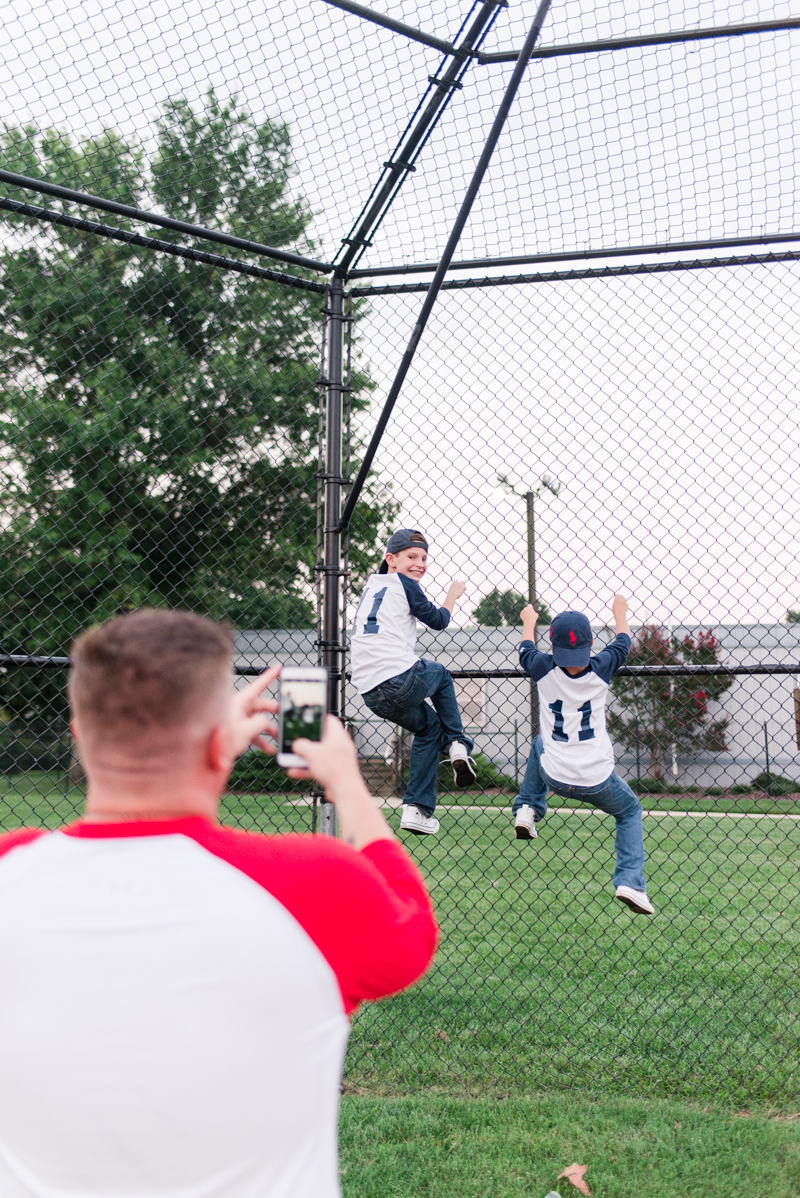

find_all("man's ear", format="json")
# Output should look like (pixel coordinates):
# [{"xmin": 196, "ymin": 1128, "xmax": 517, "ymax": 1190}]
[
  {"xmin": 70, "ymin": 718, "xmax": 80, "ymax": 743},
  {"xmin": 206, "ymin": 723, "xmax": 233, "ymax": 776}
]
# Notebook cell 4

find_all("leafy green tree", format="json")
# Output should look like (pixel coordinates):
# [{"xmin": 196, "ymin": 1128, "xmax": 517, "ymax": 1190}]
[
  {"xmin": 786, "ymin": 608, "xmax": 800, "ymax": 624},
  {"xmin": 0, "ymin": 91, "xmax": 393, "ymax": 737},
  {"xmin": 472, "ymin": 588, "xmax": 551, "ymax": 627},
  {"xmin": 608, "ymin": 626, "xmax": 732, "ymax": 780}
]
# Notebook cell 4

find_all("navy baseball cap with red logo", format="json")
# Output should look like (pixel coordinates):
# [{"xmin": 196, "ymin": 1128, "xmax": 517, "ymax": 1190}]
[{"xmin": 550, "ymin": 611, "xmax": 593, "ymax": 668}]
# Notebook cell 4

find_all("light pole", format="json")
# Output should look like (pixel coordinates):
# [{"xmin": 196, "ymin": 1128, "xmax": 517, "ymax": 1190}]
[{"xmin": 498, "ymin": 473, "xmax": 562, "ymax": 735}]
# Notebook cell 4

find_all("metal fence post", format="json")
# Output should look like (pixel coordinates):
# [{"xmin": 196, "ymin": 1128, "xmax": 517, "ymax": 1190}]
[
  {"xmin": 525, "ymin": 489, "xmax": 539, "ymax": 736},
  {"xmin": 319, "ymin": 277, "xmax": 346, "ymax": 837}
]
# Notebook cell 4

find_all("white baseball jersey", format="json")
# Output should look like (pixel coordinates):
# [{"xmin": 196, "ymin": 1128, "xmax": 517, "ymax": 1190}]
[
  {"xmin": 520, "ymin": 634, "xmax": 631, "ymax": 787},
  {"xmin": 0, "ymin": 818, "xmax": 436, "ymax": 1198},
  {"xmin": 350, "ymin": 571, "xmax": 450, "ymax": 694}
]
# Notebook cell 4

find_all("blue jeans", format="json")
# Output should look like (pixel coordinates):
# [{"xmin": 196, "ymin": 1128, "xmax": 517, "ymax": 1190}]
[
  {"xmin": 513, "ymin": 735, "xmax": 646, "ymax": 891},
  {"xmin": 362, "ymin": 660, "xmax": 474, "ymax": 817}
]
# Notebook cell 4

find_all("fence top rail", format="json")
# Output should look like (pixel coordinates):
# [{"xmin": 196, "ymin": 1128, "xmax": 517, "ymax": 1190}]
[
  {"xmin": 479, "ymin": 16, "xmax": 800, "ymax": 63},
  {"xmin": 0, "ymin": 169, "xmax": 332, "ymax": 275}
]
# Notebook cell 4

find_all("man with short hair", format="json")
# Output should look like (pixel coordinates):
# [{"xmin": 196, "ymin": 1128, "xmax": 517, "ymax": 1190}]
[{"xmin": 0, "ymin": 609, "xmax": 436, "ymax": 1198}]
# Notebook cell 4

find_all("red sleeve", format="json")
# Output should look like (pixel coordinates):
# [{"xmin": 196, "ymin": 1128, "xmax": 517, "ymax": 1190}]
[
  {"xmin": 185, "ymin": 825, "xmax": 438, "ymax": 1014},
  {"xmin": 0, "ymin": 827, "xmax": 46, "ymax": 859}
]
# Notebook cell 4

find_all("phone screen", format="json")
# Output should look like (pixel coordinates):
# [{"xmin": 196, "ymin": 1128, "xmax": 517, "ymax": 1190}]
[{"xmin": 280, "ymin": 677, "xmax": 326, "ymax": 756}]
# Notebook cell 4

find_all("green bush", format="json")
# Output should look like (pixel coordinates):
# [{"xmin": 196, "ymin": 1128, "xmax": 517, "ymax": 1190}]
[
  {"xmin": 228, "ymin": 751, "xmax": 298, "ymax": 794},
  {"xmin": 706, "ymin": 787, "xmax": 723, "ymax": 795},
  {"xmin": 630, "ymin": 777, "xmax": 669, "ymax": 793},
  {"xmin": 751, "ymin": 772, "xmax": 799, "ymax": 795},
  {"xmin": 730, "ymin": 784, "xmax": 753, "ymax": 794},
  {"xmin": 411, "ymin": 752, "xmax": 516, "ymax": 793}
]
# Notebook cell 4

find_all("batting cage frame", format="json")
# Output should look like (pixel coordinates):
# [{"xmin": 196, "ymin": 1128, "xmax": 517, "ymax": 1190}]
[{"xmin": 0, "ymin": 0, "xmax": 799, "ymax": 1108}]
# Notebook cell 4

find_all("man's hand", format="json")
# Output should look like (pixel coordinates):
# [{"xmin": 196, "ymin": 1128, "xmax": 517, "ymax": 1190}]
[
  {"xmin": 289, "ymin": 716, "xmax": 395, "ymax": 849},
  {"xmin": 287, "ymin": 714, "xmax": 360, "ymax": 789},
  {"xmin": 611, "ymin": 594, "xmax": 631, "ymax": 637},
  {"xmin": 229, "ymin": 665, "xmax": 281, "ymax": 758}
]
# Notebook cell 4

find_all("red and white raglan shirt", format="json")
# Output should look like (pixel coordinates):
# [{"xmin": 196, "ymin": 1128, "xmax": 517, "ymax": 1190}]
[{"xmin": 0, "ymin": 818, "xmax": 437, "ymax": 1198}]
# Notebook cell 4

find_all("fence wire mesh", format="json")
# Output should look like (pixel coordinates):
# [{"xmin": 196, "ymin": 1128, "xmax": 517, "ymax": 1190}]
[{"xmin": 0, "ymin": 0, "xmax": 798, "ymax": 1109}]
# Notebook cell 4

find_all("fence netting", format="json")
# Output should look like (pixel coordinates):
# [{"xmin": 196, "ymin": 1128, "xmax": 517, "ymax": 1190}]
[{"xmin": 0, "ymin": 0, "xmax": 798, "ymax": 1108}]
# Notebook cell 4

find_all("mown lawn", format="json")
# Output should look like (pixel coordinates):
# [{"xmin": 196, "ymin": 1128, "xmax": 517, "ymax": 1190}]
[
  {"xmin": 2, "ymin": 775, "xmax": 798, "ymax": 1111},
  {"xmin": 2, "ymin": 771, "xmax": 799, "ymax": 1192},
  {"xmin": 339, "ymin": 1094, "xmax": 800, "ymax": 1198}
]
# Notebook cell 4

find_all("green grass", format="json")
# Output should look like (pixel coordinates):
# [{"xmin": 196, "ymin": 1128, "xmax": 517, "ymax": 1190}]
[
  {"xmin": 347, "ymin": 805, "xmax": 800, "ymax": 1109},
  {"xmin": 3, "ymin": 772, "xmax": 798, "ymax": 1112},
  {"xmin": 339, "ymin": 1094, "xmax": 800, "ymax": 1198}
]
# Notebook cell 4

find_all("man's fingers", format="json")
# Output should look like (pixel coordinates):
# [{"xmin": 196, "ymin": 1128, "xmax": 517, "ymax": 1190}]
[
  {"xmin": 286, "ymin": 767, "xmax": 313, "ymax": 780},
  {"xmin": 239, "ymin": 665, "xmax": 281, "ymax": 704}
]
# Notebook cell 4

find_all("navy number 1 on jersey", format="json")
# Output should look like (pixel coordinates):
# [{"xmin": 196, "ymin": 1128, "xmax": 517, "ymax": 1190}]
[{"xmin": 363, "ymin": 588, "xmax": 387, "ymax": 635}]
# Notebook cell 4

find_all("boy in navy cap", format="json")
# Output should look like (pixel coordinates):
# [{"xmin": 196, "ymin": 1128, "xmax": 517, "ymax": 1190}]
[
  {"xmin": 350, "ymin": 529, "xmax": 476, "ymax": 835},
  {"xmin": 513, "ymin": 596, "xmax": 654, "ymax": 915}
]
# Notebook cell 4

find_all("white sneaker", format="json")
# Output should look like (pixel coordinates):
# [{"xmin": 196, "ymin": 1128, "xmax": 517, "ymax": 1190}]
[
  {"xmin": 615, "ymin": 885, "xmax": 655, "ymax": 915},
  {"xmin": 400, "ymin": 804, "xmax": 440, "ymax": 836},
  {"xmin": 449, "ymin": 742, "xmax": 477, "ymax": 788},
  {"xmin": 514, "ymin": 807, "xmax": 538, "ymax": 840}
]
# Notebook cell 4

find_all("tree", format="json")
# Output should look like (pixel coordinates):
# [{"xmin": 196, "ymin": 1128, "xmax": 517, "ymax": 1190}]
[
  {"xmin": 787, "ymin": 608, "xmax": 800, "ymax": 624},
  {"xmin": 0, "ymin": 92, "xmax": 394, "ymax": 733},
  {"xmin": 472, "ymin": 588, "xmax": 552, "ymax": 627},
  {"xmin": 608, "ymin": 626, "xmax": 733, "ymax": 780}
]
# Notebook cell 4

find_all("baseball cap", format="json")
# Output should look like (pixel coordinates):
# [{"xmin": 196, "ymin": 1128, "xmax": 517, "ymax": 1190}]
[
  {"xmin": 378, "ymin": 529, "xmax": 428, "ymax": 573},
  {"xmin": 550, "ymin": 610, "xmax": 593, "ymax": 668}
]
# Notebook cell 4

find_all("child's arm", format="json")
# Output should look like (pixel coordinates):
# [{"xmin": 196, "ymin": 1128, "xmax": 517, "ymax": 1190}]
[
  {"xmin": 612, "ymin": 594, "xmax": 631, "ymax": 637},
  {"xmin": 520, "ymin": 602, "xmax": 538, "ymax": 642},
  {"xmin": 442, "ymin": 580, "xmax": 466, "ymax": 616}
]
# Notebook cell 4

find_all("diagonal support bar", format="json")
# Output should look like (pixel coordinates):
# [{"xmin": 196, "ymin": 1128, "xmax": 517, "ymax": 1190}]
[
  {"xmin": 333, "ymin": 0, "xmax": 504, "ymax": 275},
  {"xmin": 320, "ymin": 0, "xmax": 461, "ymax": 56},
  {"xmin": 0, "ymin": 168, "xmax": 332, "ymax": 274},
  {"xmin": 337, "ymin": 0, "xmax": 553, "ymax": 535}
]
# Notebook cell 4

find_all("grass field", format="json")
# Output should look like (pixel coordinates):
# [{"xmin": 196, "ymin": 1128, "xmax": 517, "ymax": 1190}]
[
  {"xmin": 2, "ymin": 770, "xmax": 799, "ymax": 1192},
  {"xmin": 339, "ymin": 1094, "xmax": 800, "ymax": 1197},
  {"xmin": 2, "ymin": 773, "xmax": 798, "ymax": 1112}
]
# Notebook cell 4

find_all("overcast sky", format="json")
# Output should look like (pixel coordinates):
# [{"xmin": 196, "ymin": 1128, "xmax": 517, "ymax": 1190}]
[{"xmin": 1, "ymin": 0, "xmax": 799, "ymax": 626}]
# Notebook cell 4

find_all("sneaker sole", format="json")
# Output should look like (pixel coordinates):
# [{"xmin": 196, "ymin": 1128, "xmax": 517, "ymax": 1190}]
[
  {"xmin": 616, "ymin": 894, "xmax": 654, "ymax": 915},
  {"xmin": 452, "ymin": 760, "xmax": 477, "ymax": 788},
  {"xmin": 515, "ymin": 825, "xmax": 536, "ymax": 840},
  {"xmin": 400, "ymin": 821, "xmax": 440, "ymax": 836}
]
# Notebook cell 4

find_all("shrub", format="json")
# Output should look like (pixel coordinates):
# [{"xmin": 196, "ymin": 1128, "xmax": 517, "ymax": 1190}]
[
  {"xmin": 730, "ymin": 784, "xmax": 753, "ymax": 794},
  {"xmin": 751, "ymin": 772, "xmax": 799, "ymax": 795},
  {"xmin": 228, "ymin": 751, "xmax": 299, "ymax": 794},
  {"xmin": 706, "ymin": 787, "xmax": 723, "ymax": 795},
  {"xmin": 433, "ymin": 752, "xmax": 516, "ymax": 793},
  {"xmin": 630, "ymin": 777, "xmax": 669, "ymax": 793}
]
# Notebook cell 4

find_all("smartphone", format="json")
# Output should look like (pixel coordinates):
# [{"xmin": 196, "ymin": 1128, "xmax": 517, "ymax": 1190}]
[{"xmin": 276, "ymin": 666, "xmax": 328, "ymax": 769}]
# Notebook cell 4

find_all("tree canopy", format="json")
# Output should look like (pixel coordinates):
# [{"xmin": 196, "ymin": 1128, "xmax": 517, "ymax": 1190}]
[
  {"xmin": 472, "ymin": 588, "xmax": 552, "ymax": 627},
  {"xmin": 608, "ymin": 626, "xmax": 732, "ymax": 780},
  {"xmin": 0, "ymin": 91, "xmax": 393, "ymax": 729}
]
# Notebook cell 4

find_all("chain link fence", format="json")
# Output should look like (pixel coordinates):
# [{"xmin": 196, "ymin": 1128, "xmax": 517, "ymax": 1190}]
[{"xmin": 0, "ymin": 0, "xmax": 798, "ymax": 1108}]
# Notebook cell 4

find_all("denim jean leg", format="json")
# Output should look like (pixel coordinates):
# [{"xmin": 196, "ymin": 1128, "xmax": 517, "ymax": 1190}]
[
  {"xmin": 512, "ymin": 734, "xmax": 549, "ymax": 820},
  {"xmin": 589, "ymin": 772, "xmax": 647, "ymax": 891},
  {"xmin": 399, "ymin": 701, "xmax": 442, "ymax": 818},
  {"xmin": 418, "ymin": 660, "xmax": 474, "ymax": 755}
]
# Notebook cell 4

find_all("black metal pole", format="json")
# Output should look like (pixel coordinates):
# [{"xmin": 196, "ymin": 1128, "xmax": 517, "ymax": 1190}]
[
  {"xmin": 525, "ymin": 491, "xmax": 539, "ymax": 736},
  {"xmin": 334, "ymin": 0, "xmax": 504, "ymax": 276},
  {"xmin": 0, "ymin": 168, "xmax": 331, "ymax": 273},
  {"xmin": 319, "ymin": 279, "xmax": 346, "ymax": 836},
  {"xmin": 321, "ymin": 0, "xmax": 460, "ymax": 56},
  {"xmin": 338, "ymin": 0, "xmax": 553, "ymax": 535}
]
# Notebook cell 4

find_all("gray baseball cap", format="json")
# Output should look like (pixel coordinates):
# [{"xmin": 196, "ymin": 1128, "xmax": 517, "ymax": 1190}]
[{"xmin": 378, "ymin": 528, "xmax": 428, "ymax": 573}]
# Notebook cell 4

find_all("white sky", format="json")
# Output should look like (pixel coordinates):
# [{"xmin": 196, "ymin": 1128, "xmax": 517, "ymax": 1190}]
[{"xmin": 1, "ymin": 0, "xmax": 799, "ymax": 625}]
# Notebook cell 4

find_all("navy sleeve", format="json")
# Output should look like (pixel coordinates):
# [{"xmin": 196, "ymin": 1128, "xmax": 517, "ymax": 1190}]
[
  {"xmin": 590, "ymin": 633, "xmax": 632, "ymax": 683},
  {"xmin": 398, "ymin": 574, "xmax": 451, "ymax": 631},
  {"xmin": 519, "ymin": 640, "xmax": 555, "ymax": 682}
]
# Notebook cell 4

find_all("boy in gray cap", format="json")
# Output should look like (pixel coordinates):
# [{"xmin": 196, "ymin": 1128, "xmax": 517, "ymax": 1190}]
[{"xmin": 350, "ymin": 529, "xmax": 476, "ymax": 835}]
